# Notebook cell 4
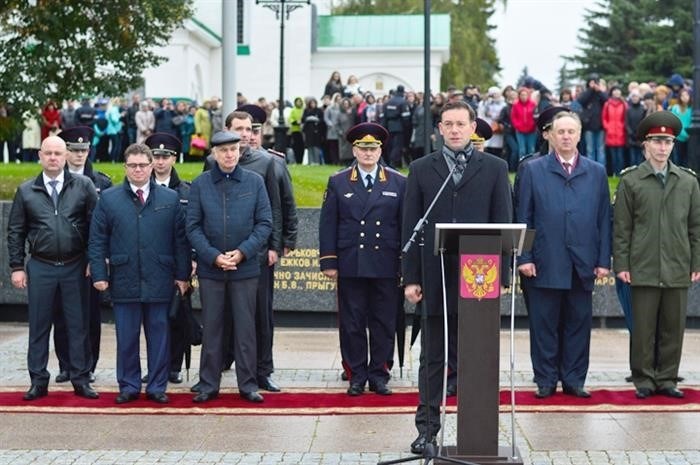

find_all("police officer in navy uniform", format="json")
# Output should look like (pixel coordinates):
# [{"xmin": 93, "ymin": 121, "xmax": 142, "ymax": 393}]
[
  {"xmin": 319, "ymin": 123, "xmax": 406, "ymax": 396},
  {"xmin": 145, "ymin": 132, "xmax": 193, "ymax": 384},
  {"xmin": 52, "ymin": 126, "xmax": 113, "ymax": 384},
  {"xmin": 382, "ymin": 86, "xmax": 411, "ymax": 168}
]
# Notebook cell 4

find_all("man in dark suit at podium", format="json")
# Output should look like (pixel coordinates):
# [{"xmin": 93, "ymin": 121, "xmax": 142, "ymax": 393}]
[
  {"xmin": 402, "ymin": 100, "xmax": 512, "ymax": 454},
  {"xmin": 516, "ymin": 111, "xmax": 611, "ymax": 399}
]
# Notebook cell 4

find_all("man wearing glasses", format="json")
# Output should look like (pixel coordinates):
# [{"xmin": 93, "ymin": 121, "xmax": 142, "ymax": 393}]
[
  {"xmin": 88, "ymin": 143, "xmax": 191, "ymax": 404},
  {"xmin": 614, "ymin": 111, "xmax": 700, "ymax": 400}
]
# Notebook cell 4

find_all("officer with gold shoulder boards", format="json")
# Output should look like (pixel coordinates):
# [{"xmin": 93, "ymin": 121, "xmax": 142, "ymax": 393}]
[
  {"xmin": 613, "ymin": 111, "xmax": 700, "ymax": 400},
  {"xmin": 319, "ymin": 123, "xmax": 406, "ymax": 396}
]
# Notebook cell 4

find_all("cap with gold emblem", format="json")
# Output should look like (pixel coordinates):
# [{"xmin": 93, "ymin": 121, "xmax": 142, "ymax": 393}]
[
  {"xmin": 636, "ymin": 111, "xmax": 682, "ymax": 141},
  {"xmin": 471, "ymin": 118, "xmax": 493, "ymax": 143},
  {"xmin": 58, "ymin": 126, "xmax": 94, "ymax": 151},
  {"xmin": 346, "ymin": 122, "xmax": 389, "ymax": 148},
  {"xmin": 144, "ymin": 133, "xmax": 182, "ymax": 156}
]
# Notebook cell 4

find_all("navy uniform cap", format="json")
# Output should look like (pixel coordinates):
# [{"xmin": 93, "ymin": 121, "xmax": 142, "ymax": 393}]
[
  {"xmin": 471, "ymin": 118, "xmax": 493, "ymax": 143},
  {"xmin": 144, "ymin": 132, "xmax": 182, "ymax": 156},
  {"xmin": 345, "ymin": 122, "xmax": 389, "ymax": 147},
  {"xmin": 58, "ymin": 126, "xmax": 94, "ymax": 150},
  {"xmin": 537, "ymin": 106, "xmax": 568, "ymax": 133},
  {"xmin": 236, "ymin": 104, "xmax": 267, "ymax": 126},
  {"xmin": 210, "ymin": 131, "xmax": 242, "ymax": 147},
  {"xmin": 636, "ymin": 111, "xmax": 682, "ymax": 141}
]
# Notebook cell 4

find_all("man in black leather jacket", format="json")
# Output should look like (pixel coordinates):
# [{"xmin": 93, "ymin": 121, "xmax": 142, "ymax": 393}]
[{"xmin": 7, "ymin": 135, "xmax": 99, "ymax": 401}]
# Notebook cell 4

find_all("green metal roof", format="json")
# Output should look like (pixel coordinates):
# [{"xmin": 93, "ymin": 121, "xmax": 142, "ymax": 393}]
[{"xmin": 317, "ymin": 14, "xmax": 450, "ymax": 49}]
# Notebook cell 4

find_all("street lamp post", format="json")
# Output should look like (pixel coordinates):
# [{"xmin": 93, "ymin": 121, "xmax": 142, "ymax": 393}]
[
  {"xmin": 256, "ymin": 0, "xmax": 309, "ymax": 154},
  {"xmin": 688, "ymin": 0, "xmax": 700, "ymax": 172}
]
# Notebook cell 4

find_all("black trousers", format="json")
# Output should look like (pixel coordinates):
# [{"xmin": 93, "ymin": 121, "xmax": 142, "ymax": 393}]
[
  {"xmin": 256, "ymin": 262, "xmax": 275, "ymax": 379},
  {"xmin": 53, "ymin": 280, "xmax": 101, "ymax": 373},
  {"xmin": 27, "ymin": 257, "xmax": 91, "ymax": 386}
]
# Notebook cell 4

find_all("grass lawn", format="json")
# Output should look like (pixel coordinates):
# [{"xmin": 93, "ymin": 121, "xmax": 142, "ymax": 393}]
[{"xmin": 0, "ymin": 161, "xmax": 621, "ymax": 207}]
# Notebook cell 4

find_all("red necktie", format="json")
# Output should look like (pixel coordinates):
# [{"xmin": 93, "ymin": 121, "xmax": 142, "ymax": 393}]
[
  {"xmin": 136, "ymin": 189, "xmax": 145, "ymax": 205},
  {"xmin": 563, "ymin": 162, "xmax": 572, "ymax": 175}
]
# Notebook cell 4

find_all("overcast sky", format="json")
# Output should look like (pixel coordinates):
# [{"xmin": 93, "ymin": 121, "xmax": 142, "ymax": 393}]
[{"xmin": 491, "ymin": 0, "xmax": 591, "ymax": 91}]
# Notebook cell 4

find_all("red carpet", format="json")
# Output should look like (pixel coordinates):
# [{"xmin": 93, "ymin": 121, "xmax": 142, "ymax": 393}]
[{"xmin": 1, "ymin": 387, "xmax": 699, "ymax": 415}]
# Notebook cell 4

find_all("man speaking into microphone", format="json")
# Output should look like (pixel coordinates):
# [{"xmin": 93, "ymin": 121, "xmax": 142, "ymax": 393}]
[{"xmin": 401, "ymin": 100, "xmax": 512, "ymax": 454}]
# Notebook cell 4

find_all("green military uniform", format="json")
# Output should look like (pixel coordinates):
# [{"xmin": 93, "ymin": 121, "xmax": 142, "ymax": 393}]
[{"xmin": 613, "ymin": 111, "xmax": 700, "ymax": 397}]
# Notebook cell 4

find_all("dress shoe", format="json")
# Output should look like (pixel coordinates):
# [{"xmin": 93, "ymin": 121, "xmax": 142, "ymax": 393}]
[
  {"xmin": 635, "ymin": 387, "xmax": 653, "ymax": 399},
  {"xmin": 241, "ymin": 391, "xmax": 264, "ymax": 403},
  {"xmin": 258, "ymin": 376, "xmax": 281, "ymax": 392},
  {"xmin": 341, "ymin": 371, "xmax": 349, "ymax": 381},
  {"xmin": 89, "ymin": 372, "xmax": 96, "ymax": 383},
  {"xmin": 190, "ymin": 381, "xmax": 202, "ymax": 393},
  {"xmin": 369, "ymin": 382, "xmax": 392, "ymax": 396},
  {"xmin": 115, "ymin": 392, "xmax": 139, "ymax": 404},
  {"xmin": 146, "ymin": 392, "xmax": 169, "ymax": 403},
  {"xmin": 676, "ymin": 376, "xmax": 685, "ymax": 383},
  {"xmin": 535, "ymin": 386, "xmax": 556, "ymax": 399},
  {"xmin": 169, "ymin": 372, "xmax": 183, "ymax": 384},
  {"xmin": 446, "ymin": 384, "xmax": 457, "ymax": 397},
  {"xmin": 657, "ymin": 387, "xmax": 684, "ymax": 398},
  {"xmin": 193, "ymin": 391, "xmax": 218, "ymax": 403},
  {"xmin": 23, "ymin": 385, "xmax": 48, "ymax": 401},
  {"xmin": 54, "ymin": 371, "xmax": 70, "ymax": 383},
  {"xmin": 410, "ymin": 433, "xmax": 435, "ymax": 455},
  {"xmin": 73, "ymin": 384, "xmax": 99, "ymax": 399},
  {"xmin": 624, "ymin": 375, "xmax": 633, "ymax": 383},
  {"xmin": 563, "ymin": 385, "xmax": 591, "ymax": 398},
  {"xmin": 347, "ymin": 383, "xmax": 365, "ymax": 396}
]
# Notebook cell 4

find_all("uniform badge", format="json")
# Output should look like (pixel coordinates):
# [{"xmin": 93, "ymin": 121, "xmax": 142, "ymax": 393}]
[
  {"xmin": 344, "ymin": 193, "xmax": 354, "ymax": 198},
  {"xmin": 77, "ymin": 137, "xmax": 84, "ymax": 143},
  {"xmin": 460, "ymin": 255, "xmax": 500, "ymax": 300},
  {"xmin": 382, "ymin": 191, "xmax": 397, "ymax": 197},
  {"xmin": 159, "ymin": 144, "xmax": 165, "ymax": 149}
]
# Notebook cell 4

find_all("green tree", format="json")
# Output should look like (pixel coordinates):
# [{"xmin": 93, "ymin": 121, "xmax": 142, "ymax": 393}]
[
  {"xmin": 0, "ymin": 0, "xmax": 193, "ymax": 118},
  {"xmin": 332, "ymin": 0, "xmax": 502, "ymax": 91},
  {"xmin": 569, "ymin": 0, "xmax": 691, "ymax": 84}
]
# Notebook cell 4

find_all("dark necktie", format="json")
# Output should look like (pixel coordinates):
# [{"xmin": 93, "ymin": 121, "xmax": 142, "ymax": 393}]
[
  {"xmin": 48, "ymin": 180, "xmax": 59, "ymax": 208},
  {"xmin": 656, "ymin": 172, "xmax": 665, "ymax": 188},
  {"xmin": 365, "ymin": 174, "xmax": 373, "ymax": 191},
  {"xmin": 563, "ymin": 162, "xmax": 572, "ymax": 175},
  {"xmin": 136, "ymin": 188, "xmax": 145, "ymax": 205}
]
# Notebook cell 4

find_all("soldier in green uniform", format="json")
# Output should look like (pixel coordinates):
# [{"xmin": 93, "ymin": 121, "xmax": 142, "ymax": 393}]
[{"xmin": 613, "ymin": 111, "xmax": 700, "ymax": 399}]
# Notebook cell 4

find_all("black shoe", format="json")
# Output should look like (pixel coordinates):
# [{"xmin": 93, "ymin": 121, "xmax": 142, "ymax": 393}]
[
  {"xmin": 193, "ymin": 391, "xmax": 218, "ymax": 403},
  {"xmin": 23, "ymin": 385, "xmax": 48, "ymax": 401},
  {"xmin": 241, "ymin": 391, "xmax": 264, "ymax": 403},
  {"xmin": 54, "ymin": 371, "xmax": 70, "ymax": 383},
  {"xmin": 341, "ymin": 371, "xmax": 349, "ymax": 381},
  {"xmin": 635, "ymin": 387, "xmax": 653, "ymax": 399},
  {"xmin": 676, "ymin": 376, "xmax": 685, "ymax": 383},
  {"xmin": 535, "ymin": 386, "xmax": 556, "ymax": 399},
  {"xmin": 624, "ymin": 375, "xmax": 633, "ymax": 383},
  {"xmin": 347, "ymin": 383, "xmax": 365, "ymax": 396},
  {"xmin": 410, "ymin": 433, "xmax": 435, "ymax": 455},
  {"xmin": 89, "ymin": 372, "xmax": 96, "ymax": 383},
  {"xmin": 115, "ymin": 392, "xmax": 139, "ymax": 404},
  {"xmin": 369, "ymin": 382, "xmax": 392, "ymax": 396},
  {"xmin": 446, "ymin": 384, "xmax": 457, "ymax": 397},
  {"xmin": 169, "ymin": 372, "xmax": 183, "ymax": 384},
  {"xmin": 141, "ymin": 374, "xmax": 149, "ymax": 383},
  {"xmin": 657, "ymin": 387, "xmax": 684, "ymax": 398},
  {"xmin": 73, "ymin": 384, "xmax": 99, "ymax": 399},
  {"xmin": 563, "ymin": 385, "xmax": 591, "ymax": 398},
  {"xmin": 190, "ymin": 381, "xmax": 201, "ymax": 393},
  {"xmin": 258, "ymin": 376, "xmax": 281, "ymax": 392},
  {"xmin": 146, "ymin": 392, "xmax": 169, "ymax": 403}
]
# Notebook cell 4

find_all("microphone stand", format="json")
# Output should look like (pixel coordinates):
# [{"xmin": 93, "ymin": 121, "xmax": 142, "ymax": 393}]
[{"xmin": 379, "ymin": 159, "xmax": 476, "ymax": 465}]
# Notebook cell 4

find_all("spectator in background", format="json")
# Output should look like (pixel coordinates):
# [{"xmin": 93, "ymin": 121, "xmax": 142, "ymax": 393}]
[
  {"xmin": 361, "ymin": 93, "xmax": 379, "ymax": 123},
  {"xmin": 344, "ymin": 75, "xmax": 363, "ymax": 98},
  {"xmin": 210, "ymin": 97, "xmax": 223, "ymax": 134},
  {"xmin": 324, "ymin": 93, "xmax": 342, "ymax": 165},
  {"xmin": 511, "ymin": 87, "xmax": 537, "ymax": 157},
  {"xmin": 106, "ymin": 98, "xmax": 124, "ymax": 162},
  {"xmin": 626, "ymin": 90, "xmax": 646, "ymax": 167},
  {"xmin": 41, "ymin": 100, "xmax": 61, "ymax": 140},
  {"xmin": 60, "ymin": 100, "xmax": 77, "ymax": 130},
  {"xmin": 324, "ymin": 71, "xmax": 344, "ymax": 99},
  {"xmin": 22, "ymin": 109, "xmax": 41, "ymax": 162},
  {"xmin": 74, "ymin": 98, "xmax": 96, "ymax": 128},
  {"xmin": 670, "ymin": 88, "xmax": 691, "ymax": 167},
  {"xmin": 0, "ymin": 104, "xmax": 22, "ymax": 163},
  {"xmin": 464, "ymin": 84, "xmax": 481, "ymax": 111},
  {"xmin": 665, "ymin": 74, "xmax": 685, "ymax": 109},
  {"xmin": 192, "ymin": 101, "xmax": 212, "ymax": 158},
  {"xmin": 642, "ymin": 92, "xmax": 656, "ymax": 117},
  {"xmin": 560, "ymin": 89, "xmax": 582, "ymax": 114},
  {"xmin": 288, "ymin": 97, "xmax": 305, "ymax": 164},
  {"xmin": 154, "ymin": 98, "xmax": 177, "ymax": 138},
  {"xmin": 478, "ymin": 86, "xmax": 506, "ymax": 158},
  {"xmin": 126, "ymin": 94, "xmax": 141, "ymax": 145},
  {"xmin": 135, "ymin": 101, "xmax": 155, "ymax": 144},
  {"xmin": 498, "ymin": 88, "xmax": 519, "ymax": 171},
  {"xmin": 180, "ymin": 105, "xmax": 197, "ymax": 162},
  {"xmin": 653, "ymin": 86, "xmax": 669, "ymax": 113},
  {"xmin": 337, "ymin": 98, "xmax": 355, "ymax": 165},
  {"xmin": 578, "ymin": 73, "xmax": 608, "ymax": 168},
  {"xmin": 302, "ymin": 98, "xmax": 324, "ymax": 165},
  {"xmin": 602, "ymin": 86, "xmax": 627, "ymax": 175},
  {"xmin": 410, "ymin": 92, "xmax": 427, "ymax": 161}
]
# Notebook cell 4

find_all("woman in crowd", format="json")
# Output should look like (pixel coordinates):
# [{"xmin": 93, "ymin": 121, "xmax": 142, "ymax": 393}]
[
  {"xmin": 324, "ymin": 71, "xmax": 344, "ymax": 99},
  {"xmin": 135, "ymin": 100, "xmax": 154, "ymax": 144},
  {"xmin": 323, "ymin": 93, "xmax": 342, "ymax": 165},
  {"xmin": 302, "ymin": 97, "xmax": 325, "ymax": 165},
  {"xmin": 336, "ymin": 97, "xmax": 355, "ymax": 164},
  {"xmin": 510, "ymin": 87, "xmax": 537, "ymax": 157},
  {"xmin": 671, "ymin": 87, "xmax": 692, "ymax": 167},
  {"xmin": 41, "ymin": 100, "xmax": 61, "ymax": 141},
  {"xmin": 602, "ymin": 86, "xmax": 627, "ymax": 175}
]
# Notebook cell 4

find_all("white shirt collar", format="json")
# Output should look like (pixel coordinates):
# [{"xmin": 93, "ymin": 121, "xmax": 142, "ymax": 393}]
[
  {"xmin": 357, "ymin": 165, "xmax": 378, "ymax": 183},
  {"xmin": 43, "ymin": 171, "xmax": 65, "ymax": 191},
  {"xmin": 130, "ymin": 182, "xmax": 150, "ymax": 197}
]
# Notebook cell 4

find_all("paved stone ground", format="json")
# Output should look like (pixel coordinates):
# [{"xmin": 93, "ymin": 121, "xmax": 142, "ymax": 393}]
[{"xmin": 1, "ymin": 323, "xmax": 699, "ymax": 465}]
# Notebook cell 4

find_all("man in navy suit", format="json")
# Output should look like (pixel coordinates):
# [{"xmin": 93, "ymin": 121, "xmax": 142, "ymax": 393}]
[
  {"xmin": 402, "ymin": 101, "xmax": 512, "ymax": 453},
  {"xmin": 319, "ymin": 122, "xmax": 406, "ymax": 397},
  {"xmin": 516, "ymin": 111, "xmax": 611, "ymax": 399}
]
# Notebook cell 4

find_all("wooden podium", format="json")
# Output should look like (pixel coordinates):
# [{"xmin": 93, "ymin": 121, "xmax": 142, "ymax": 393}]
[{"xmin": 433, "ymin": 223, "xmax": 527, "ymax": 465}]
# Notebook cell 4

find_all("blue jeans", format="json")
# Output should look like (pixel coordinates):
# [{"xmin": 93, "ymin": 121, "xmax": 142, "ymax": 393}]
[
  {"xmin": 609, "ymin": 146, "xmax": 626, "ymax": 176},
  {"xmin": 516, "ymin": 131, "xmax": 536, "ymax": 157},
  {"xmin": 505, "ymin": 133, "xmax": 519, "ymax": 171},
  {"xmin": 584, "ymin": 130, "xmax": 606, "ymax": 169}
]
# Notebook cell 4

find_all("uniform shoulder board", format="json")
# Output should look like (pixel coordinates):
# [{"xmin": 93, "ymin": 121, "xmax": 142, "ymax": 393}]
[
  {"xmin": 266, "ymin": 148, "xmax": 286, "ymax": 159},
  {"xmin": 678, "ymin": 166, "xmax": 698, "ymax": 177},
  {"xmin": 619, "ymin": 165, "xmax": 638, "ymax": 177}
]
